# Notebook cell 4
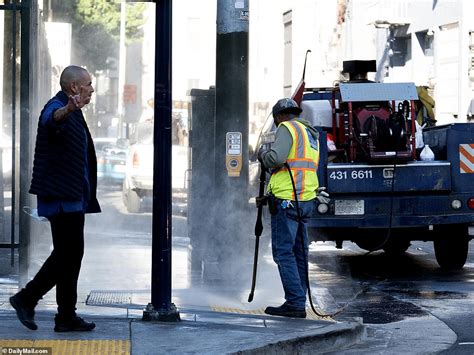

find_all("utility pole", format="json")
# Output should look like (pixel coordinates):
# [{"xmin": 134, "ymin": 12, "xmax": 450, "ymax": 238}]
[
  {"xmin": 117, "ymin": 1, "xmax": 126, "ymax": 138},
  {"xmin": 143, "ymin": 0, "xmax": 180, "ymax": 322},
  {"xmin": 205, "ymin": 0, "xmax": 250, "ymax": 281}
]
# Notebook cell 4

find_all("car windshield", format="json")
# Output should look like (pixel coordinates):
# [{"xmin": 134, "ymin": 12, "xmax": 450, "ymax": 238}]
[{"xmin": 95, "ymin": 140, "xmax": 115, "ymax": 152}]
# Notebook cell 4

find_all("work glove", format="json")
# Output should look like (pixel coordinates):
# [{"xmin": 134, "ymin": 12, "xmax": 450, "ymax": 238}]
[
  {"xmin": 255, "ymin": 195, "xmax": 268, "ymax": 208},
  {"xmin": 257, "ymin": 146, "xmax": 267, "ymax": 165},
  {"xmin": 316, "ymin": 186, "xmax": 330, "ymax": 204}
]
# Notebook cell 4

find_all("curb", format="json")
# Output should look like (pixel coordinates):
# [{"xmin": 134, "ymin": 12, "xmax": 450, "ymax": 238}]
[{"xmin": 235, "ymin": 321, "xmax": 366, "ymax": 354}]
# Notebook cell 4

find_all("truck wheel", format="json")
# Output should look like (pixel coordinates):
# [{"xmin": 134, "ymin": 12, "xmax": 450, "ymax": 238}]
[
  {"xmin": 126, "ymin": 189, "xmax": 142, "ymax": 213},
  {"xmin": 354, "ymin": 229, "xmax": 387, "ymax": 251},
  {"xmin": 434, "ymin": 225, "xmax": 469, "ymax": 270},
  {"xmin": 122, "ymin": 180, "xmax": 128, "ymax": 206},
  {"xmin": 355, "ymin": 239, "xmax": 384, "ymax": 251}
]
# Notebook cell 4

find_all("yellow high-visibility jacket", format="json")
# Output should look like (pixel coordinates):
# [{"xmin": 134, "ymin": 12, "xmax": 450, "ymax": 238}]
[{"xmin": 268, "ymin": 120, "xmax": 319, "ymax": 201}]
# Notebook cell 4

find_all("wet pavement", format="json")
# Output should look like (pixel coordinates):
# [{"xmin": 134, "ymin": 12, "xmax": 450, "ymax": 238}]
[
  {"xmin": 0, "ymin": 235, "xmax": 365, "ymax": 354},
  {"xmin": 2, "ymin": 185, "xmax": 471, "ymax": 353},
  {"xmin": 310, "ymin": 241, "xmax": 474, "ymax": 354},
  {"xmin": 0, "ymin": 307, "xmax": 364, "ymax": 354},
  {"xmin": 337, "ymin": 291, "xmax": 427, "ymax": 324}
]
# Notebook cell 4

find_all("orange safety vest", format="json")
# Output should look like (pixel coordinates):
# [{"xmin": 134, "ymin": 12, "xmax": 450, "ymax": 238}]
[{"xmin": 268, "ymin": 120, "xmax": 319, "ymax": 201}]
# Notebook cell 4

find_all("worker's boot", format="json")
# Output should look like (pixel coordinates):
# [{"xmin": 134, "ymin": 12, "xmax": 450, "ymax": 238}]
[{"xmin": 264, "ymin": 303, "xmax": 306, "ymax": 318}]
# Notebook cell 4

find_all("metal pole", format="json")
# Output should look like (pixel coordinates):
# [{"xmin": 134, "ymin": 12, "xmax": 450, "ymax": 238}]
[
  {"xmin": 11, "ymin": 2, "xmax": 17, "ymax": 269},
  {"xmin": 19, "ymin": 0, "xmax": 31, "ymax": 286},
  {"xmin": 0, "ymin": 8, "xmax": 4, "ymax": 252},
  {"xmin": 117, "ymin": 1, "xmax": 126, "ymax": 138},
  {"xmin": 206, "ymin": 0, "xmax": 249, "ymax": 281},
  {"xmin": 143, "ymin": 0, "xmax": 179, "ymax": 322}
]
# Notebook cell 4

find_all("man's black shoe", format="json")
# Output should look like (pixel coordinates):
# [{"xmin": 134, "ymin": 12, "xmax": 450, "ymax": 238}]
[
  {"xmin": 9, "ymin": 295, "xmax": 38, "ymax": 330},
  {"xmin": 54, "ymin": 316, "xmax": 96, "ymax": 332},
  {"xmin": 264, "ymin": 304, "xmax": 306, "ymax": 318}
]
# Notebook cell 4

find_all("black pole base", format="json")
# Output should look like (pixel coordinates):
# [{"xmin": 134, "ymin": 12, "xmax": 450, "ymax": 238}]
[{"xmin": 142, "ymin": 303, "xmax": 181, "ymax": 322}]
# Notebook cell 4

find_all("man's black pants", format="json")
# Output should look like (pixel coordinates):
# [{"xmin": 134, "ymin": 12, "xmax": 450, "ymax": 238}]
[{"xmin": 19, "ymin": 211, "xmax": 85, "ymax": 319}]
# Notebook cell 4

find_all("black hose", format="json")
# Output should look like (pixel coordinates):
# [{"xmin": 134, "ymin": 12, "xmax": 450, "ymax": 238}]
[
  {"xmin": 285, "ymin": 163, "xmax": 347, "ymax": 318},
  {"xmin": 365, "ymin": 103, "xmax": 409, "ymax": 254},
  {"xmin": 364, "ymin": 161, "xmax": 397, "ymax": 255}
]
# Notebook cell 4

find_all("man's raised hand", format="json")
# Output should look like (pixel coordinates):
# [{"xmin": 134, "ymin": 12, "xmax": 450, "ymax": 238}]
[{"xmin": 68, "ymin": 86, "xmax": 87, "ymax": 110}]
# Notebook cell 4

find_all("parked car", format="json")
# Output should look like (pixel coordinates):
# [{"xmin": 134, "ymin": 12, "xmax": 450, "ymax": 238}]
[
  {"xmin": 122, "ymin": 122, "xmax": 153, "ymax": 213},
  {"xmin": 122, "ymin": 121, "xmax": 188, "ymax": 213},
  {"xmin": 95, "ymin": 137, "xmax": 128, "ymax": 185}
]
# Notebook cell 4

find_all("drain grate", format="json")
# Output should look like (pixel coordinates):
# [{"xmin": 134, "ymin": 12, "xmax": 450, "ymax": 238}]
[{"xmin": 86, "ymin": 290, "xmax": 134, "ymax": 308}]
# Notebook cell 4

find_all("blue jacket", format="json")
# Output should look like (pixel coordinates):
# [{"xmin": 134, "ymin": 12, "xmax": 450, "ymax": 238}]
[{"xmin": 29, "ymin": 91, "xmax": 101, "ymax": 214}]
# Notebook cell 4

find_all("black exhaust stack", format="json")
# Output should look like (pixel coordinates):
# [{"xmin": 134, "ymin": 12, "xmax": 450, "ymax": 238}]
[{"xmin": 343, "ymin": 60, "xmax": 376, "ymax": 82}]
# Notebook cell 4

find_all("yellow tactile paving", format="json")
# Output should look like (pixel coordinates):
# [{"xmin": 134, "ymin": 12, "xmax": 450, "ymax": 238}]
[
  {"xmin": 0, "ymin": 339, "xmax": 130, "ymax": 355},
  {"xmin": 210, "ymin": 305, "xmax": 335, "ymax": 322},
  {"xmin": 306, "ymin": 308, "xmax": 336, "ymax": 322}
]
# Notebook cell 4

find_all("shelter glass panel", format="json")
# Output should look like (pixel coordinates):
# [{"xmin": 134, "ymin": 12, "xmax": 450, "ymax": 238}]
[{"xmin": 0, "ymin": 4, "xmax": 21, "ymax": 273}]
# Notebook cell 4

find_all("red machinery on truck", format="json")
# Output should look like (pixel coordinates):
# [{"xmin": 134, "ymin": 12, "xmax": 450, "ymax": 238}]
[{"xmin": 253, "ymin": 60, "xmax": 474, "ymax": 269}]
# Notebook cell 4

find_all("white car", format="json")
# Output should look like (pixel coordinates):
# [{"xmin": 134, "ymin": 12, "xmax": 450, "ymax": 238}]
[{"xmin": 122, "ymin": 121, "xmax": 188, "ymax": 213}]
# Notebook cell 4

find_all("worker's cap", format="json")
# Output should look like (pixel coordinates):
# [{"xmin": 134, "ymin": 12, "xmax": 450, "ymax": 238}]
[{"xmin": 272, "ymin": 98, "xmax": 302, "ymax": 118}]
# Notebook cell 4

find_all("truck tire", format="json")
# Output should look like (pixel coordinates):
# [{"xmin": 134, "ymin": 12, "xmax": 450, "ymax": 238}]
[
  {"xmin": 354, "ymin": 229, "xmax": 388, "ymax": 251},
  {"xmin": 383, "ymin": 238, "xmax": 411, "ymax": 255},
  {"xmin": 126, "ymin": 189, "xmax": 142, "ymax": 213},
  {"xmin": 434, "ymin": 225, "xmax": 469, "ymax": 270},
  {"xmin": 122, "ymin": 180, "xmax": 128, "ymax": 206}
]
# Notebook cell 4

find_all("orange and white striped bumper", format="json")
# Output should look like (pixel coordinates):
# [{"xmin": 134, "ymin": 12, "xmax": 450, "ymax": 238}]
[{"xmin": 459, "ymin": 143, "xmax": 474, "ymax": 173}]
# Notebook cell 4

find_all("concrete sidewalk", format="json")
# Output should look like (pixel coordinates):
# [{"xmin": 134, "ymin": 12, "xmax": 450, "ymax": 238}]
[
  {"xmin": 0, "ymin": 229, "xmax": 366, "ymax": 354},
  {"xmin": 0, "ymin": 277, "xmax": 365, "ymax": 354},
  {"xmin": 0, "ymin": 300, "xmax": 365, "ymax": 354}
]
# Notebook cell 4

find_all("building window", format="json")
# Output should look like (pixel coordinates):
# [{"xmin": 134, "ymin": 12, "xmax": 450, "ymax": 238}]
[
  {"xmin": 283, "ymin": 10, "xmax": 292, "ymax": 97},
  {"xmin": 389, "ymin": 36, "xmax": 409, "ymax": 67}
]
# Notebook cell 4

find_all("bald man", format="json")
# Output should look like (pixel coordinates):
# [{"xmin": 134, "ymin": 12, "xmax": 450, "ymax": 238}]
[{"xmin": 10, "ymin": 65, "xmax": 101, "ymax": 332}]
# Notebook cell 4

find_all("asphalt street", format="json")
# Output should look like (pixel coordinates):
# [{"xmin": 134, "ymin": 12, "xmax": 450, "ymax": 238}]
[
  {"xmin": 1, "ymin": 184, "xmax": 472, "ymax": 353},
  {"xmin": 312, "ymin": 241, "xmax": 474, "ymax": 354}
]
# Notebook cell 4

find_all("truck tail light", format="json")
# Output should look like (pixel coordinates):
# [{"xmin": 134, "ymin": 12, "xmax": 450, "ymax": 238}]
[
  {"xmin": 132, "ymin": 151, "xmax": 140, "ymax": 168},
  {"xmin": 468, "ymin": 198, "xmax": 474, "ymax": 209}
]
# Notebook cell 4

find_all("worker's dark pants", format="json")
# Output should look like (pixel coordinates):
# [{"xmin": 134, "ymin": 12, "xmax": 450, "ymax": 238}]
[
  {"xmin": 270, "ymin": 200, "xmax": 313, "ymax": 310},
  {"xmin": 18, "ymin": 212, "xmax": 85, "ymax": 319}
]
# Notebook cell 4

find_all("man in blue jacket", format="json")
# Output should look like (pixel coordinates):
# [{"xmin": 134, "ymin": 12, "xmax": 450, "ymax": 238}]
[{"xmin": 10, "ymin": 65, "xmax": 101, "ymax": 332}]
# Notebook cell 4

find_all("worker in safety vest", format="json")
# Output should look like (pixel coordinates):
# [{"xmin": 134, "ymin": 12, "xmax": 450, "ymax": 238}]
[{"xmin": 257, "ymin": 98, "xmax": 328, "ymax": 318}]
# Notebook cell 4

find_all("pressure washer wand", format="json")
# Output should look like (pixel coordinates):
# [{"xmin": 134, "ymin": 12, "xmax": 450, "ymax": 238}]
[{"xmin": 248, "ymin": 162, "xmax": 266, "ymax": 302}]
